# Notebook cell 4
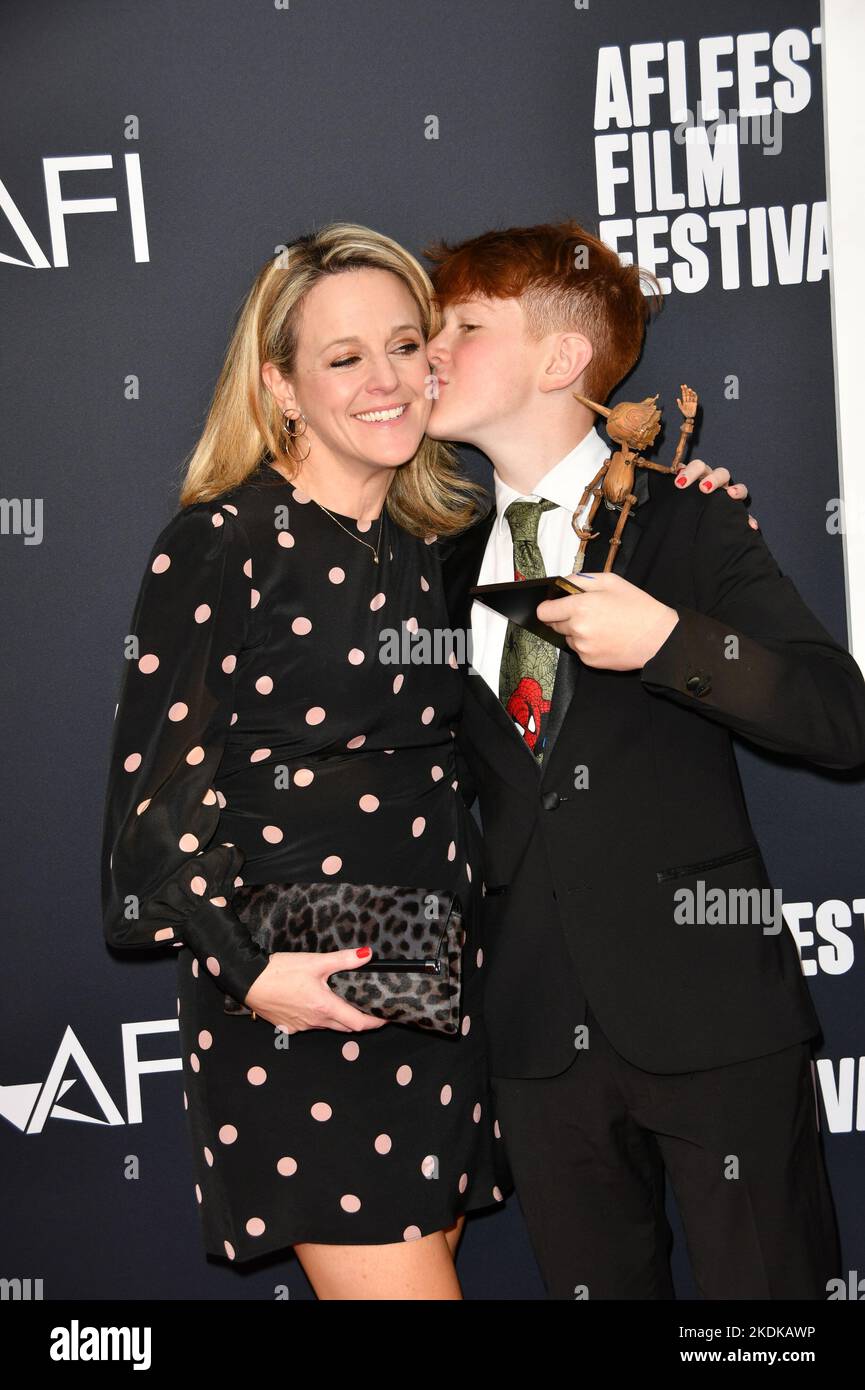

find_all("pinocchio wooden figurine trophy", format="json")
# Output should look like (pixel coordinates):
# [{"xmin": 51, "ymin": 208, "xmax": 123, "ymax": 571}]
[{"xmin": 570, "ymin": 384, "xmax": 698, "ymax": 571}]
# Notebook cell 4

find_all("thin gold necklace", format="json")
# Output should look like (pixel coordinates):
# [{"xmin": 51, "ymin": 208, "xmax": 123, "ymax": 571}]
[{"xmin": 313, "ymin": 498, "xmax": 385, "ymax": 563}]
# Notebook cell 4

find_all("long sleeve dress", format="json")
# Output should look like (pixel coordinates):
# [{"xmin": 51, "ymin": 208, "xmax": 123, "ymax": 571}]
[{"xmin": 101, "ymin": 458, "xmax": 513, "ymax": 1263}]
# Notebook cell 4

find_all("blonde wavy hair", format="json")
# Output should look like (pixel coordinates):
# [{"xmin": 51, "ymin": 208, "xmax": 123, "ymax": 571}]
[{"xmin": 178, "ymin": 222, "xmax": 487, "ymax": 535}]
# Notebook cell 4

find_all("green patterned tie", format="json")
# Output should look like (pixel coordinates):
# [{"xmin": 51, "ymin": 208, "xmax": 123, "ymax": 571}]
[{"xmin": 498, "ymin": 498, "xmax": 560, "ymax": 761}]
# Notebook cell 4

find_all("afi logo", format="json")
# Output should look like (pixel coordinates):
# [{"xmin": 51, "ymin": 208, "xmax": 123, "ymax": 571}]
[
  {"xmin": 1, "ymin": 154, "xmax": 149, "ymax": 267},
  {"xmin": 1, "ymin": 1022, "xmax": 180, "ymax": 1131}
]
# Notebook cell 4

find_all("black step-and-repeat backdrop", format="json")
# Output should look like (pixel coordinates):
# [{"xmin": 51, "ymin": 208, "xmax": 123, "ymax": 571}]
[{"xmin": 2, "ymin": 0, "xmax": 862, "ymax": 1301}]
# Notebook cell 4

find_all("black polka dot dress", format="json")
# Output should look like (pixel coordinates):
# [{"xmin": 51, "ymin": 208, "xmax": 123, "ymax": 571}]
[{"xmin": 101, "ymin": 459, "xmax": 513, "ymax": 1263}]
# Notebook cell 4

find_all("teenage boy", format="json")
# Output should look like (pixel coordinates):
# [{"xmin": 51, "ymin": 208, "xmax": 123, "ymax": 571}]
[{"xmin": 423, "ymin": 221, "xmax": 865, "ymax": 1300}]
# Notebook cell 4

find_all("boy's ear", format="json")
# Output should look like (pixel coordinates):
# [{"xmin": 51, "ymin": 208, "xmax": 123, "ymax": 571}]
[{"xmin": 537, "ymin": 331, "xmax": 594, "ymax": 395}]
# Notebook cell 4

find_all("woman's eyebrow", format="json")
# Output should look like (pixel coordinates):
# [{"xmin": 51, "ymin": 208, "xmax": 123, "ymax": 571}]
[{"xmin": 319, "ymin": 323, "xmax": 422, "ymax": 352}]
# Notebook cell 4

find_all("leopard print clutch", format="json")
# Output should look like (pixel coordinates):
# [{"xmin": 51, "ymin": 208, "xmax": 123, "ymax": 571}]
[{"xmin": 222, "ymin": 882, "xmax": 464, "ymax": 1034}]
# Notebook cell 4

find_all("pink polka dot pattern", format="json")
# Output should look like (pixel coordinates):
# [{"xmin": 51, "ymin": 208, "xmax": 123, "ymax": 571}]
[{"xmin": 102, "ymin": 475, "xmax": 512, "ymax": 1261}]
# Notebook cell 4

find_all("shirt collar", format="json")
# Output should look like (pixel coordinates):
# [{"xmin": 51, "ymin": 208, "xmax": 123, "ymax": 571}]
[{"xmin": 492, "ymin": 425, "xmax": 611, "ymax": 534}]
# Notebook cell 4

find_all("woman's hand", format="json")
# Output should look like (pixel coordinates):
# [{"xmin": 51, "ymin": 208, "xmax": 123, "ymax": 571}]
[
  {"xmin": 674, "ymin": 457, "xmax": 760, "ymax": 530},
  {"xmin": 243, "ymin": 948, "xmax": 388, "ymax": 1034}
]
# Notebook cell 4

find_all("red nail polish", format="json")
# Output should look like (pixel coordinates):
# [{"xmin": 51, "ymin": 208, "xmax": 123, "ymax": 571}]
[
  {"xmin": 356, "ymin": 946, "xmax": 371, "ymax": 958},
  {"xmin": 675, "ymin": 476, "xmax": 687, "ymax": 486},
  {"xmin": 701, "ymin": 481, "xmax": 713, "ymax": 491}
]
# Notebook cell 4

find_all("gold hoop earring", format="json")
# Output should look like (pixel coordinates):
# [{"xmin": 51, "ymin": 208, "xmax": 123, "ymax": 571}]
[{"xmin": 282, "ymin": 409, "xmax": 310, "ymax": 462}]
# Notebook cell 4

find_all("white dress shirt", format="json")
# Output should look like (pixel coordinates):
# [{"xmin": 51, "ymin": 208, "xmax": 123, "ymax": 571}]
[{"xmin": 470, "ymin": 425, "xmax": 612, "ymax": 694}]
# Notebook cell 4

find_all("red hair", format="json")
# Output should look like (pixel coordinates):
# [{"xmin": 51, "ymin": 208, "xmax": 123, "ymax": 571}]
[{"xmin": 423, "ymin": 221, "xmax": 662, "ymax": 404}]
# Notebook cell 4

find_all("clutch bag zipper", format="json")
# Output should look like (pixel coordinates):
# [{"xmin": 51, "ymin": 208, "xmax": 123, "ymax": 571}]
[{"xmin": 366, "ymin": 957, "xmax": 442, "ymax": 973}]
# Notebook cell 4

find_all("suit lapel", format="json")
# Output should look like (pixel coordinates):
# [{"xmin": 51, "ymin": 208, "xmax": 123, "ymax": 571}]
[{"xmin": 443, "ymin": 507, "xmax": 495, "ymax": 641}]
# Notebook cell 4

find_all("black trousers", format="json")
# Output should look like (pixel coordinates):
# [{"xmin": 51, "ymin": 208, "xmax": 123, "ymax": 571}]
[{"xmin": 491, "ymin": 1005, "xmax": 841, "ymax": 1300}]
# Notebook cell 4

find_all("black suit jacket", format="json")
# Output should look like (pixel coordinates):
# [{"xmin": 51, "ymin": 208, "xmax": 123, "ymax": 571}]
[{"xmin": 442, "ymin": 472, "xmax": 865, "ymax": 1078}]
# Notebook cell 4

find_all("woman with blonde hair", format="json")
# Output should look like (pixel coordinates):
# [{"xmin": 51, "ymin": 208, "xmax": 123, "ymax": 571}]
[{"xmin": 101, "ymin": 223, "xmax": 513, "ymax": 1299}]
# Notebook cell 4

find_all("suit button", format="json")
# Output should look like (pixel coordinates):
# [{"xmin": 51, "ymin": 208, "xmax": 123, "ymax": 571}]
[
  {"xmin": 685, "ymin": 671, "xmax": 712, "ymax": 698},
  {"xmin": 542, "ymin": 791, "xmax": 562, "ymax": 810}
]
